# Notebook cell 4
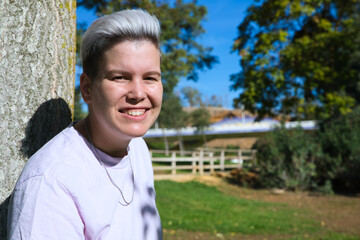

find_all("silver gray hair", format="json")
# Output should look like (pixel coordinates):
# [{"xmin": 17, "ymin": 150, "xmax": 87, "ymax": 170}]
[{"xmin": 81, "ymin": 9, "xmax": 161, "ymax": 80}]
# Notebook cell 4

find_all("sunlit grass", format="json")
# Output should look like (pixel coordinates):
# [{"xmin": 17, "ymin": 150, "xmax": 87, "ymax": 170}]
[
  {"xmin": 155, "ymin": 180, "xmax": 359, "ymax": 239},
  {"xmin": 155, "ymin": 180, "xmax": 316, "ymax": 234}
]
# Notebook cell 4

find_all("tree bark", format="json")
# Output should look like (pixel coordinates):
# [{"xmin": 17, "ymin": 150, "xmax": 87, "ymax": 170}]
[{"xmin": 0, "ymin": 0, "xmax": 76, "ymax": 203}]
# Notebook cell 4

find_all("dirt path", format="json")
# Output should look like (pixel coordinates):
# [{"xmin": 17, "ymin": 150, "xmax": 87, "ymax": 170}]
[
  {"xmin": 158, "ymin": 174, "xmax": 360, "ymax": 239},
  {"xmin": 211, "ymin": 178, "xmax": 360, "ymax": 236}
]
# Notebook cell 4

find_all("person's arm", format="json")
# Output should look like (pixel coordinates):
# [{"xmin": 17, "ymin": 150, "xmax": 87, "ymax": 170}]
[{"xmin": 7, "ymin": 175, "xmax": 84, "ymax": 240}]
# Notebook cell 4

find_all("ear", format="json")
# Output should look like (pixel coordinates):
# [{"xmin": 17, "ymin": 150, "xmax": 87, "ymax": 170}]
[{"xmin": 80, "ymin": 73, "xmax": 92, "ymax": 104}]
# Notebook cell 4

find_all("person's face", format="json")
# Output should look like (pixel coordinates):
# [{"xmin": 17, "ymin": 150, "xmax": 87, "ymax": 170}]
[{"xmin": 82, "ymin": 40, "xmax": 163, "ymax": 141}]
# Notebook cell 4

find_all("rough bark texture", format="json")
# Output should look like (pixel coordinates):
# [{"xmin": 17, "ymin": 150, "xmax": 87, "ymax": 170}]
[{"xmin": 0, "ymin": 0, "xmax": 76, "ymax": 203}]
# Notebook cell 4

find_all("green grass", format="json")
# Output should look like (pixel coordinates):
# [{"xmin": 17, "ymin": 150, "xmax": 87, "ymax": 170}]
[
  {"xmin": 155, "ymin": 180, "xmax": 359, "ymax": 239},
  {"xmin": 151, "ymin": 152, "xmax": 171, "ymax": 158},
  {"xmin": 155, "ymin": 181, "xmax": 316, "ymax": 234}
]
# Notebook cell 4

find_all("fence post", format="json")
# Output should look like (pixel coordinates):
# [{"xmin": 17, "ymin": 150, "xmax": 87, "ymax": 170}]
[
  {"xmin": 199, "ymin": 149, "xmax": 204, "ymax": 175},
  {"xmin": 192, "ymin": 160, "xmax": 197, "ymax": 174},
  {"xmin": 209, "ymin": 152, "xmax": 214, "ymax": 174},
  {"xmin": 191, "ymin": 151, "xmax": 196, "ymax": 174},
  {"xmin": 171, "ymin": 152, "xmax": 176, "ymax": 175},
  {"xmin": 220, "ymin": 150, "xmax": 225, "ymax": 171},
  {"xmin": 238, "ymin": 150, "xmax": 243, "ymax": 169}
]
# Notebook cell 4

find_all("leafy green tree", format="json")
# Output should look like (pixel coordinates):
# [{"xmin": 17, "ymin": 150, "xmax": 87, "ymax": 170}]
[
  {"xmin": 181, "ymin": 86, "xmax": 203, "ymax": 107},
  {"xmin": 158, "ymin": 93, "xmax": 188, "ymax": 129},
  {"xmin": 189, "ymin": 107, "xmax": 210, "ymax": 132},
  {"xmin": 158, "ymin": 93, "xmax": 189, "ymax": 153},
  {"xmin": 189, "ymin": 107, "xmax": 210, "ymax": 146},
  {"xmin": 205, "ymin": 94, "xmax": 223, "ymax": 107},
  {"xmin": 232, "ymin": 0, "xmax": 360, "ymax": 120}
]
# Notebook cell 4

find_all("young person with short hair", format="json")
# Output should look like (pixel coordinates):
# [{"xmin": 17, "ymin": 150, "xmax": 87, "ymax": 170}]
[{"xmin": 8, "ymin": 9, "xmax": 163, "ymax": 240}]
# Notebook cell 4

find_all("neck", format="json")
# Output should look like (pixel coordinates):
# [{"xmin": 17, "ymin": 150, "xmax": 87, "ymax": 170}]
[{"xmin": 75, "ymin": 117, "xmax": 130, "ymax": 158}]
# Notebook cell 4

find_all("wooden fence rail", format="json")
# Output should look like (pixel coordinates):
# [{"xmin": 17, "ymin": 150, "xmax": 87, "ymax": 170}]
[{"xmin": 150, "ymin": 148, "xmax": 256, "ymax": 176}]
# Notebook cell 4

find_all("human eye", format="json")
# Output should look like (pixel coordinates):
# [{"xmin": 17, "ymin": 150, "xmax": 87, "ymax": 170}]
[
  {"xmin": 144, "ymin": 76, "xmax": 157, "ymax": 81},
  {"xmin": 144, "ymin": 74, "xmax": 161, "ymax": 82},
  {"xmin": 113, "ymin": 76, "xmax": 124, "ymax": 80},
  {"xmin": 111, "ymin": 75, "xmax": 131, "ymax": 83}
]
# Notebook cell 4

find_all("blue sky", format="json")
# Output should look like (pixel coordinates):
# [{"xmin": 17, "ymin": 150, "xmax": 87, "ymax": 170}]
[{"xmin": 76, "ymin": 0, "xmax": 254, "ymax": 109}]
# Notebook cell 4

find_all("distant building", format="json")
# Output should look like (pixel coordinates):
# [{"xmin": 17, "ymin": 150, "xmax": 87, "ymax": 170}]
[{"xmin": 145, "ymin": 107, "xmax": 315, "ymax": 150}]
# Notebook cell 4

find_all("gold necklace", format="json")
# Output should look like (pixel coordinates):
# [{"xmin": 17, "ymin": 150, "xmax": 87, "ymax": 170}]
[{"xmin": 84, "ymin": 118, "xmax": 134, "ymax": 206}]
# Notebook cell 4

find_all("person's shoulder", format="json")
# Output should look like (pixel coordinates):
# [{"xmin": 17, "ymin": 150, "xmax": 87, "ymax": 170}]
[{"xmin": 17, "ymin": 126, "xmax": 85, "ymax": 185}]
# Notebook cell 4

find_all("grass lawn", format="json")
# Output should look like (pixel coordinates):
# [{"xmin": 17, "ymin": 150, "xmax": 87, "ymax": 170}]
[{"xmin": 155, "ymin": 178, "xmax": 360, "ymax": 240}]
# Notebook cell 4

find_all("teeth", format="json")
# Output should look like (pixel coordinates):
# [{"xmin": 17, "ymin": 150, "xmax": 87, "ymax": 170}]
[{"xmin": 126, "ymin": 110, "xmax": 145, "ymax": 116}]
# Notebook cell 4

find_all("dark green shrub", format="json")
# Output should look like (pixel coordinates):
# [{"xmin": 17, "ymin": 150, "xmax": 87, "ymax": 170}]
[
  {"xmin": 253, "ymin": 125, "xmax": 321, "ymax": 191},
  {"xmin": 316, "ymin": 107, "xmax": 360, "ymax": 193},
  {"xmin": 252, "ymin": 107, "xmax": 360, "ymax": 194}
]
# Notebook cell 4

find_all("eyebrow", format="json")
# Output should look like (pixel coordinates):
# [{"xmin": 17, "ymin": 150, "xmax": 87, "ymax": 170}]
[
  {"xmin": 105, "ymin": 70, "xmax": 161, "ymax": 77},
  {"xmin": 145, "ymin": 71, "xmax": 162, "ymax": 77}
]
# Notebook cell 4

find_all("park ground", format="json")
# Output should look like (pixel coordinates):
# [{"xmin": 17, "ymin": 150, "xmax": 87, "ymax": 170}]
[{"xmin": 156, "ymin": 175, "xmax": 360, "ymax": 240}]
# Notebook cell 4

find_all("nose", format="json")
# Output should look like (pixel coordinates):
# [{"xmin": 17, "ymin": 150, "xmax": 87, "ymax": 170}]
[{"xmin": 126, "ymin": 79, "xmax": 146, "ymax": 103}]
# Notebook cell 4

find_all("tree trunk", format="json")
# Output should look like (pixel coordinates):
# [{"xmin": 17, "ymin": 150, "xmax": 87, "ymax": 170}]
[
  {"xmin": 162, "ymin": 129, "xmax": 169, "ymax": 156},
  {"xmin": 0, "ymin": 0, "xmax": 76, "ymax": 202},
  {"xmin": 201, "ymin": 130, "xmax": 208, "ymax": 148},
  {"xmin": 177, "ymin": 130, "xmax": 185, "ymax": 156}
]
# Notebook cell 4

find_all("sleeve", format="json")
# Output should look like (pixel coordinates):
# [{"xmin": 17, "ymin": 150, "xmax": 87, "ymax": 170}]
[{"xmin": 7, "ymin": 175, "xmax": 85, "ymax": 240}]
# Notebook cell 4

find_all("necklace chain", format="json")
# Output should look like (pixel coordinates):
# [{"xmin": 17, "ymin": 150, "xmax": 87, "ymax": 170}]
[{"xmin": 84, "ymin": 118, "xmax": 134, "ymax": 206}]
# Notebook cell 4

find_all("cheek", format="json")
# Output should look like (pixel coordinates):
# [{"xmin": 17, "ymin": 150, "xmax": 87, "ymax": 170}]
[
  {"xmin": 95, "ymin": 86, "xmax": 124, "ymax": 106},
  {"xmin": 96, "ymin": 89, "xmax": 119, "ymax": 110},
  {"xmin": 148, "ymin": 84, "xmax": 163, "ymax": 106},
  {"xmin": 153, "ymin": 93, "xmax": 163, "ymax": 108}
]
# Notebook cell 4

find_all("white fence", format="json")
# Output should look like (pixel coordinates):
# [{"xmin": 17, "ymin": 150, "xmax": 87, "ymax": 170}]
[{"xmin": 150, "ymin": 148, "xmax": 256, "ymax": 176}]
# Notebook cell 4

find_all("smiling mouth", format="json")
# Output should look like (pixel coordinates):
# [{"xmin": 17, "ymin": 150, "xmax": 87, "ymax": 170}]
[{"xmin": 121, "ymin": 109, "xmax": 147, "ymax": 116}]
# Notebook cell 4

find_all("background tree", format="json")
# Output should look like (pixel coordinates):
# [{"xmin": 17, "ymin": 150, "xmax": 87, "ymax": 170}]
[
  {"xmin": 231, "ymin": 0, "xmax": 360, "ymax": 120},
  {"xmin": 204, "ymin": 94, "xmax": 223, "ymax": 107},
  {"xmin": 158, "ymin": 93, "xmax": 189, "ymax": 153},
  {"xmin": 189, "ymin": 107, "xmax": 210, "ymax": 146},
  {"xmin": 181, "ymin": 86, "xmax": 203, "ymax": 107}
]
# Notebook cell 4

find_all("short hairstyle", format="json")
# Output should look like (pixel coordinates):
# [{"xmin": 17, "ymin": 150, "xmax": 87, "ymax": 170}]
[{"xmin": 81, "ymin": 9, "xmax": 161, "ymax": 80}]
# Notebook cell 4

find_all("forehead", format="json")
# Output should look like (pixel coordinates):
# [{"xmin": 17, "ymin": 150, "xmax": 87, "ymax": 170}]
[
  {"xmin": 105, "ymin": 40, "xmax": 160, "ymax": 57},
  {"xmin": 101, "ymin": 40, "xmax": 161, "ymax": 71}
]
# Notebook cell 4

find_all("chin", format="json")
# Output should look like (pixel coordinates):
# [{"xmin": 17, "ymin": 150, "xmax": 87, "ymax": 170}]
[{"xmin": 125, "ymin": 129, "xmax": 149, "ymax": 138}]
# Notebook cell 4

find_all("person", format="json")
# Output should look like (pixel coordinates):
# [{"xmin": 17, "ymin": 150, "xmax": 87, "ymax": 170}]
[{"xmin": 7, "ymin": 9, "xmax": 163, "ymax": 240}]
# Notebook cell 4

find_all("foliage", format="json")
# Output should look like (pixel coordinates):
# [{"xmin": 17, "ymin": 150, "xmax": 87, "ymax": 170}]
[
  {"xmin": 75, "ymin": 22, "xmax": 86, "ymax": 66},
  {"xmin": 189, "ymin": 107, "xmax": 210, "ymax": 132},
  {"xmin": 232, "ymin": 0, "xmax": 360, "ymax": 120},
  {"xmin": 204, "ymin": 94, "xmax": 223, "ymax": 107},
  {"xmin": 158, "ymin": 93, "xmax": 188, "ymax": 129},
  {"xmin": 181, "ymin": 86, "xmax": 224, "ymax": 107},
  {"xmin": 181, "ymin": 86, "xmax": 203, "ymax": 107},
  {"xmin": 316, "ymin": 106, "xmax": 360, "ymax": 193},
  {"xmin": 252, "ymin": 108, "xmax": 360, "ymax": 193},
  {"xmin": 253, "ymin": 124, "xmax": 320, "ymax": 191},
  {"xmin": 155, "ymin": 180, "xmax": 317, "ymax": 235}
]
